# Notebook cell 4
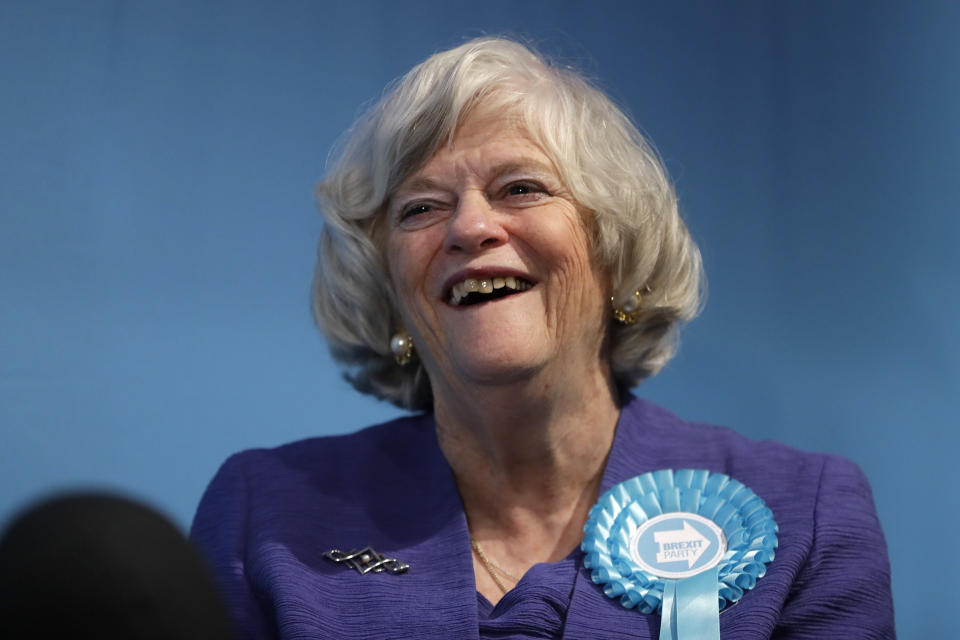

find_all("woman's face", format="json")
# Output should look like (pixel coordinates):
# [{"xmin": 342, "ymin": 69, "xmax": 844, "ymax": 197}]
[{"xmin": 386, "ymin": 111, "xmax": 610, "ymax": 391}]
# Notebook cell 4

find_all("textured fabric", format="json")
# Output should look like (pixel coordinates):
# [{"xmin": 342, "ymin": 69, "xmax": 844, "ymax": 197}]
[
  {"xmin": 476, "ymin": 553, "xmax": 579, "ymax": 639},
  {"xmin": 191, "ymin": 396, "xmax": 895, "ymax": 639}
]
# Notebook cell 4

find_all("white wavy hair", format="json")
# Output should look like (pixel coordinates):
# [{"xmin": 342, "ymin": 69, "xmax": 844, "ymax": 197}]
[{"xmin": 313, "ymin": 37, "xmax": 703, "ymax": 410}]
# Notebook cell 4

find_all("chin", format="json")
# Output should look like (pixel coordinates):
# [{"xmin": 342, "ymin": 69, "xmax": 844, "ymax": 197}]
[{"xmin": 447, "ymin": 347, "xmax": 548, "ymax": 387}]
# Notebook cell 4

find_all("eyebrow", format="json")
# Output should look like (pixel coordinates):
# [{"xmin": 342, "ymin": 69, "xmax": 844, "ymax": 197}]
[
  {"xmin": 395, "ymin": 158, "xmax": 559, "ymax": 197},
  {"xmin": 486, "ymin": 159, "xmax": 557, "ymax": 180},
  {"xmin": 395, "ymin": 175, "xmax": 445, "ymax": 196}
]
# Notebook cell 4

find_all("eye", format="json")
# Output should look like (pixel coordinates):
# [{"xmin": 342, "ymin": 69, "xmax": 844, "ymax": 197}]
[
  {"xmin": 393, "ymin": 197, "xmax": 451, "ymax": 229},
  {"xmin": 503, "ymin": 181, "xmax": 547, "ymax": 198},
  {"xmin": 400, "ymin": 202, "xmax": 433, "ymax": 219}
]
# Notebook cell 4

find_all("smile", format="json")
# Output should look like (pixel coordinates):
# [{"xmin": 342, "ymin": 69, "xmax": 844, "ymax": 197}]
[{"xmin": 447, "ymin": 275, "xmax": 534, "ymax": 306}]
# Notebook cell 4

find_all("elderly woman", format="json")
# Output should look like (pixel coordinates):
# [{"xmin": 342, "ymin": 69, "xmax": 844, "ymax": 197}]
[{"xmin": 192, "ymin": 38, "xmax": 894, "ymax": 639}]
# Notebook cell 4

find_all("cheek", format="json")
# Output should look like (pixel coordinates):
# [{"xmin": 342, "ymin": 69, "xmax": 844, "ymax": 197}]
[
  {"xmin": 518, "ymin": 215, "xmax": 607, "ymax": 342},
  {"xmin": 536, "ymin": 216, "xmax": 603, "ymax": 292},
  {"xmin": 386, "ymin": 234, "xmax": 439, "ymax": 323},
  {"xmin": 387, "ymin": 235, "xmax": 423, "ymax": 292}
]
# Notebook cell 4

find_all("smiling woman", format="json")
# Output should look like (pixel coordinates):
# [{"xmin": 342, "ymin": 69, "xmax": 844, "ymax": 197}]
[
  {"xmin": 312, "ymin": 39, "xmax": 700, "ymax": 411},
  {"xmin": 191, "ymin": 37, "xmax": 894, "ymax": 640},
  {"xmin": 386, "ymin": 112, "xmax": 610, "ymax": 393}
]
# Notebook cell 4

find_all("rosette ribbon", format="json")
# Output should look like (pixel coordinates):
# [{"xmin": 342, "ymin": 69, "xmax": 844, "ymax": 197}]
[{"xmin": 581, "ymin": 469, "xmax": 778, "ymax": 640}]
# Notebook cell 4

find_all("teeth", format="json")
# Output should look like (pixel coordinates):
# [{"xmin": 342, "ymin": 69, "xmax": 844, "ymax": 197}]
[{"xmin": 448, "ymin": 275, "xmax": 533, "ymax": 305}]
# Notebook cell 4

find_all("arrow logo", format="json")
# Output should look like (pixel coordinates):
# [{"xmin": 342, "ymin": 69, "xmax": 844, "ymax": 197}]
[{"xmin": 653, "ymin": 521, "xmax": 709, "ymax": 568}]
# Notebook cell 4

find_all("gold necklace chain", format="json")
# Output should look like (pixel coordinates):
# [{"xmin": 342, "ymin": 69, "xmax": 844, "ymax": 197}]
[{"xmin": 470, "ymin": 538, "xmax": 521, "ymax": 593}]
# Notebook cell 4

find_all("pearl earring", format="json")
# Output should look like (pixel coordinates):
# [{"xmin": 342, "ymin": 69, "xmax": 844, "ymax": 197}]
[
  {"xmin": 612, "ymin": 289, "xmax": 644, "ymax": 325},
  {"xmin": 390, "ymin": 328, "xmax": 414, "ymax": 366}
]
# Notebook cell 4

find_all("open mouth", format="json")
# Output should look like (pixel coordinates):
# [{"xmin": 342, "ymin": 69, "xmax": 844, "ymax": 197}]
[{"xmin": 447, "ymin": 275, "xmax": 534, "ymax": 306}]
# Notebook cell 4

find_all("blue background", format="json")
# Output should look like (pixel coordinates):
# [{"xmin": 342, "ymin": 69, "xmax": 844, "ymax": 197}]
[{"xmin": 2, "ymin": 1, "xmax": 956, "ymax": 635}]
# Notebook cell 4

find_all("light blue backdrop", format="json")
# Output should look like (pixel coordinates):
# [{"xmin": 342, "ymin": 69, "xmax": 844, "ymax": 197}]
[{"xmin": 2, "ymin": 1, "xmax": 957, "ymax": 636}]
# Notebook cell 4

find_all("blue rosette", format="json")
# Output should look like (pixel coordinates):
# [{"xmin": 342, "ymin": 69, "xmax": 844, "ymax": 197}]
[{"xmin": 581, "ymin": 469, "xmax": 777, "ymax": 639}]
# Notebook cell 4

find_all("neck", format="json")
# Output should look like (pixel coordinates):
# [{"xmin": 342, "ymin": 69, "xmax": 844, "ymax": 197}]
[{"xmin": 433, "ymin": 362, "xmax": 620, "ymax": 565}]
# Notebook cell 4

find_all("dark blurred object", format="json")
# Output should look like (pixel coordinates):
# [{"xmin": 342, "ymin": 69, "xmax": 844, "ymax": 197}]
[{"xmin": 0, "ymin": 492, "xmax": 234, "ymax": 639}]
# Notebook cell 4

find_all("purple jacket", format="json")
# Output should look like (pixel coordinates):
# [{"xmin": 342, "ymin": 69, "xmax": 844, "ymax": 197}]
[{"xmin": 191, "ymin": 396, "xmax": 895, "ymax": 639}]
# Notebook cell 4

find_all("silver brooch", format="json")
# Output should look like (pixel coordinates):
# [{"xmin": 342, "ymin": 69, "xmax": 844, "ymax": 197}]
[{"xmin": 323, "ymin": 546, "xmax": 410, "ymax": 575}]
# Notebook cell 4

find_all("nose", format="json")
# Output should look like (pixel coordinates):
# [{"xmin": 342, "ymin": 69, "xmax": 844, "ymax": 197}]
[{"xmin": 442, "ymin": 190, "xmax": 508, "ymax": 254}]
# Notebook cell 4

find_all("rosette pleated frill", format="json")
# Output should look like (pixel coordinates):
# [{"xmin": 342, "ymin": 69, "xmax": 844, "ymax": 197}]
[{"xmin": 581, "ymin": 469, "xmax": 778, "ymax": 615}]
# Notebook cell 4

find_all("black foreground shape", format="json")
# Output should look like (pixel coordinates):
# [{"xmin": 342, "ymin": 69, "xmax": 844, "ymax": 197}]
[{"xmin": 0, "ymin": 492, "xmax": 235, "ymax": 639}]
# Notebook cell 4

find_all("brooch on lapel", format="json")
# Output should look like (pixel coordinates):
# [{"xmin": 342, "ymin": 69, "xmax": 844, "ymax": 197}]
[{"xmin": 323, "ymin": 546, "xmax": 410, "ymax": 575}]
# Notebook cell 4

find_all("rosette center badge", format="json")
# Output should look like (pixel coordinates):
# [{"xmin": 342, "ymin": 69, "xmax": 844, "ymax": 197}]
[{"xmin": 630, "ymin": 512, "xmax": 726, "ymax": 579}]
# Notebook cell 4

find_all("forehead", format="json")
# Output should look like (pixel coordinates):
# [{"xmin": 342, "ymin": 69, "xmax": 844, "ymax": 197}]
[{"xmin": 398, "ymin": 111, "xmax": 557, "ymax": 189}]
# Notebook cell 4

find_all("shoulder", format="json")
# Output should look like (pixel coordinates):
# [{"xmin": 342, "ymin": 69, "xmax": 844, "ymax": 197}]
[
  {"xmin": 208, "ymin": 413, "xmax": 437, "ymax": 491},
  {"xmin": 189, "ymin": 413, "xmax": 472, "ymax": 640},
  {"xmin": 233, "ymin": 411, "xmax": 434, "ymax": 461},
  {"xmin": 615, "ymin": 395, "xmax": 835, "ymax": 491},
  {"xmin": 618, "ymin": 395, "xmax": 877, "ymax": 544},
  {"xmin": 616, "ymin": 396, "xmax": 893, "ymax": 637},
  {"xmin": 191, "ymin": 412, "xmax": 444, "ymax": 547}
]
